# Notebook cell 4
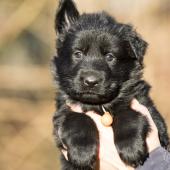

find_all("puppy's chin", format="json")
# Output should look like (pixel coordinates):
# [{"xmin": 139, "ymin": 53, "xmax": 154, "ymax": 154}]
[
  {"xmin": 79, "ymin": 94, "xmax": 108, "ymax": 104},
  {"xmin": 70, "ymin": 91, "xmax": 118, "ymax": 104}
]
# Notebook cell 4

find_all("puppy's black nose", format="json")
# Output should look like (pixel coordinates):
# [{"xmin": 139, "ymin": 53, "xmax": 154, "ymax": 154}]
[{"xmin": 84, "ymin": 75, "xmax": 99, "ymax": 87}]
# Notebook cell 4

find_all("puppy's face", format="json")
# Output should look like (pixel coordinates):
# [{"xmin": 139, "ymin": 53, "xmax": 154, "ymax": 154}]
[{"xmin": 53, "ymin": 0, "xmax": 147, "ymax": 104}]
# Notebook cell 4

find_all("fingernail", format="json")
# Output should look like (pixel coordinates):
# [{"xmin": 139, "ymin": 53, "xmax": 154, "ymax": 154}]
[
  {"xmin": 66, "ymin": 100, "xmax": 71, "ymax": 106},
  {"xmin": 131, "ymin": 98, "xmax": 139, "ymax": 108}
]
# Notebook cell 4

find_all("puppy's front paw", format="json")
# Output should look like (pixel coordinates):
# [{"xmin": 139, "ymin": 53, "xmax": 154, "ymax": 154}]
[
  {"xmin": 61, "ymin": 113, "xmax": 99, "ymax": 168},
  {"xmin": 67, "ymin": 139, "xmax": 97, "ymax": 168},
  {"xmin": 116, "ymin": 138, "xmax": 148, "ymax": 167},
  {"xmin": 113, "ymin": 110, "xmax": 150, "ymax": 167}
]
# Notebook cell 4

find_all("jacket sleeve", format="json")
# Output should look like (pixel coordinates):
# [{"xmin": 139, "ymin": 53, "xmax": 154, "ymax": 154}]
[{"xmin": 136, "ymin": 147, "xmax": 170, "ymax": 170}]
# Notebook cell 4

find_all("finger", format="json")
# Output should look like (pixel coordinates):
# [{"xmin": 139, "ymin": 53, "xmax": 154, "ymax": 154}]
[
  {"xmin": 86, "ymin": 111, "xmax": 103, "ymax": 130},
  {"xmin": 131, "ymin": 99, "xmax": 157, "ymax": 130},
  {"xmin": 67, "ymin": 103, "xmax": 83, "ymax": 113},
  {"xmin": 86, "ymin": 111, "xmax": 111, "ymax": 130},
  {"xmin": 131, "ymin": 99, "xmax": 150, "ymax": 116},
  {"xmin": 86, "ymin": 111, "xmax": 114, "ymax": 139},
  {"xmin": 61, "ymin": 149, "xmax": 68, "ymax": 161}
]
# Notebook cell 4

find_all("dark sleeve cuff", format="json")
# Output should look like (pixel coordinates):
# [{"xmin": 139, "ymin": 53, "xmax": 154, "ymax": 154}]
[{"xmin": 136, "ymin": 146, "xmax": 170, "ymax": 170}]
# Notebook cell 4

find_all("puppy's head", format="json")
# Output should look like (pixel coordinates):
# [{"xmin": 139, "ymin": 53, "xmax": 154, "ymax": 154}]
[{"xmin": 53, "ymin": 0, "xmax": 148, "ymax": 104}]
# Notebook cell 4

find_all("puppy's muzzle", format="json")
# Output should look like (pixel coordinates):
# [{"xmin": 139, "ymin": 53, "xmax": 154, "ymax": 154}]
[{"xmin": 79, "ymin": 70, "xmax": 104, "ymax": 88}]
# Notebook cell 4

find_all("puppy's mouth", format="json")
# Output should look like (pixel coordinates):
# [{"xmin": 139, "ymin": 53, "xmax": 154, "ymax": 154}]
[
  {"xmin": 76, "ymin": 93, "xmax": 109, "ymax": 104},
  {"xmin": 69, "ymin": 90, "xmax": 119, "ymax": 104}
]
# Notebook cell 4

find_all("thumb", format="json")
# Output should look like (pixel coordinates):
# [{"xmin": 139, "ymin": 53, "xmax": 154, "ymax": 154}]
[{"xmin": 85, "ymin": 111, "xmax": 113, "ymax": 134}]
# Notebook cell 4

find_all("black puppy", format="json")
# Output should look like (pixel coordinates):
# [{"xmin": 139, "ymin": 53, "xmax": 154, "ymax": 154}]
[{"xmin": 52, "ymin": 0, "xmax": 170, "ymax": 169}]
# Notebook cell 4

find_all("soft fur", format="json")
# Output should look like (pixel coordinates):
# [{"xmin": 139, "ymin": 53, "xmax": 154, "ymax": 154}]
[{"xmin": 52, "ymin": 0, "xmax": 170, "ymax": 169}]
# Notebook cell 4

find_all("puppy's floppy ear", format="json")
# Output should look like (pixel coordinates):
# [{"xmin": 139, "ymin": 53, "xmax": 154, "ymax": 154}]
[
  {"xmin": 127, "ymin": 34, "xmax": 148, "ymax": 63},
  {"xmin": 121, "ymin": 25, "xmax": 148, "ymax": 63},
  {"xmin": 55, "ymin": 0, "xmax": 79, "ymax": 34}
]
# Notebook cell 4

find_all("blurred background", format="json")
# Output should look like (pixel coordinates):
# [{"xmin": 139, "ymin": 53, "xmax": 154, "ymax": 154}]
[{"xmin": 0, "ymin": 0, "xmax": 170, "ymax": 170}]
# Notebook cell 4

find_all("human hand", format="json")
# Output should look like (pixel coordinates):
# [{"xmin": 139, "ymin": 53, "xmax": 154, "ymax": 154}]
[
  {"xmin": 85, "ymin": 110, "xmax": 134, "ymax": 170},
  {"xmin": 131, "ymin": 99, "xmax": 161, "ymax": 153},
  {"xmin": 62, "ymin": 99, "xmax": 161, "ymax": 170},
  {"xmin": 62, "ymin": 103, "xmax": 133, "ymax": 170}
]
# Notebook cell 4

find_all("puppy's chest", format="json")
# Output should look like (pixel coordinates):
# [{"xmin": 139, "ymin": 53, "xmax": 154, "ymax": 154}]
[
  {"xmin": 80, "ymin": 102, "xmax": 127, "ymax": 117},
  {"xmin": 81, "ymin": 104, "xmax": 103, "ymax": 115},
  {"xmin": 58, "ymin": 92, "xmax": 130, "ymax": 116}
]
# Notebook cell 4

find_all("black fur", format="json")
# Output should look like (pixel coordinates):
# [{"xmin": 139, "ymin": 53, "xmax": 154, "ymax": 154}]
[{"xmin": 52, "ymin": 0, "xmax": 170, "ymax": 169}]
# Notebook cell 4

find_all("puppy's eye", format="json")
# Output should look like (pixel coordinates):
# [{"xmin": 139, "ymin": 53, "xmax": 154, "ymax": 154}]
[
  {"xmin": 105, "ymin": 53, "xmax": 115, "ymax": 62},
  {"xmin": 73, "ymin": 50, "xmax": 83, "ymax": 60}
]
